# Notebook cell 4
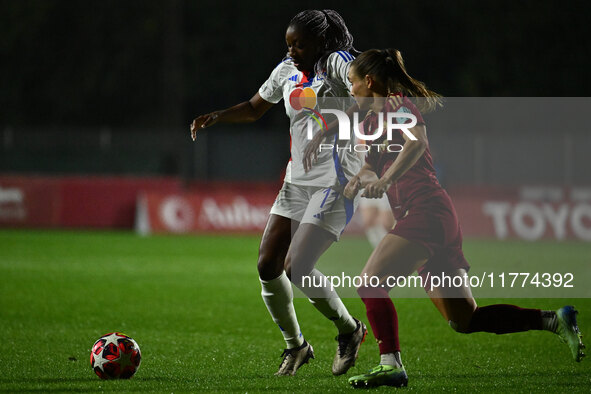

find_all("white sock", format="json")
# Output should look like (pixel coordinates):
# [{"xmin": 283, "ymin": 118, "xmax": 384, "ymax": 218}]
[
  {"xmin": 366, "ymin": 225, "xmax": 387, "ymax": 248},
  {"xmin": 260, "ymin": 271, "xmax": 304, "ymax": 349},
  {"xmin": 297, "ymin": 268, "xmax": 357, "ymax": 334},
  {"xmin": 380, "ymin": 352, "xmax": 402, "ymax": 368},
  {"xmin": 541, "ymin": 310, "xmax": 558, "ymax": 333}
]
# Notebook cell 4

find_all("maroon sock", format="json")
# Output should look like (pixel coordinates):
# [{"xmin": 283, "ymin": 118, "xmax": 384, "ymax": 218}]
[
  {"xmin": 467, "ymin": 304, "xmax": 543, "ymax": 334},
  {"xmin": 358, "ymin": 287, "xmax": 400, "ymax": 353}
]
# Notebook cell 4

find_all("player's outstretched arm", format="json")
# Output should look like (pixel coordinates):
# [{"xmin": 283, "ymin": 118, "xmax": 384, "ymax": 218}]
[{"xmin": 190, "ymin": 92, "xmax": 274, "ymax": 141}]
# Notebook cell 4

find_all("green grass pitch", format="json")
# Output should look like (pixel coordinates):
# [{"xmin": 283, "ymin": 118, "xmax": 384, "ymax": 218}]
[{"xmin": 1, "ymin": 230, "xmax": 590, "ymax": 392}]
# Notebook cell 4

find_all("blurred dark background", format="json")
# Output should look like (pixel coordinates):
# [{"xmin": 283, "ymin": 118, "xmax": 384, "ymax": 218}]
[{"xmin": 1, "ymin": 0, "xmax": 590, "ymax": 184}]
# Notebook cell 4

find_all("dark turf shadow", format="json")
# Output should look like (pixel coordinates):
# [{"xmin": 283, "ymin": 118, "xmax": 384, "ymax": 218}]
[{"xmin": 0, "ymin": 376, "xmax": 170, "ymax": 393}]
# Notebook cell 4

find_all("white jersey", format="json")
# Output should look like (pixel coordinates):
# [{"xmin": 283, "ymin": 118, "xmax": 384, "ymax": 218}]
[{"xmin": 258, "ymin": 51, "xmax": 362, "ymax": 188}]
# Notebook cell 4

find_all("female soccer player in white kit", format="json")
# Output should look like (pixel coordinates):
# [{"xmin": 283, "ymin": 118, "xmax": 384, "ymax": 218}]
[{"xmin": 190, "ymin": 10, "xmax": 367, "ymax": 376}]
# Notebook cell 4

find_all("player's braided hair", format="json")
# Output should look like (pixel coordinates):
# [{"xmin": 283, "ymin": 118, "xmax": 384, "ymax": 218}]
[
  {"xmin": 352, "ymin": 49, "xmax": 442, "ymax": 112},
  {"xmin": 288, "ymin": 9, "xmax": 358, "ymax": 91}
]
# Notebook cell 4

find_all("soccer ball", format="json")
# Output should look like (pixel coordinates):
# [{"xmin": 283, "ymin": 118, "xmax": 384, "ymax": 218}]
[{"xmin": 90, "ymin": 332, "xmax": 141, "ymax": 379}]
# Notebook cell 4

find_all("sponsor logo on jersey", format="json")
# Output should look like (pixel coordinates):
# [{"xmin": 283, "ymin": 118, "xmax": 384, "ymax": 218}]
[{"xmin": 289, "ymin": 87, "xmax": 329, "ymax": 133}]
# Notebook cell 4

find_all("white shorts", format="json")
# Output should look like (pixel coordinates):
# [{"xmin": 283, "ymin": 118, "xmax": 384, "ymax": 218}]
[
  {"xmin": 270, "ymin": 182, "xmax": 358, "ymax": 241},
  {"xmin": 359, "ymin": 194, "xmax": 391, "ymax": 211}
]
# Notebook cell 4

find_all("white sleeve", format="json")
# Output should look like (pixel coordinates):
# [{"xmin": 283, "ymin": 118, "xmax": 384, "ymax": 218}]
[
  {"xmin": 258, "ymin": 61, "xmax": 288, "ymax": 104},
  {"xmin": 327, "ymin": 51, "xmax": 355, "ymax": 92}
]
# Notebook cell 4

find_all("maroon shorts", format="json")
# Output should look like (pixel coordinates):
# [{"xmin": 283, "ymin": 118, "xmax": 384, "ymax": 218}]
[{"xmin": 389, "ymin": 189, "xmax": 470, "ymax": 280}]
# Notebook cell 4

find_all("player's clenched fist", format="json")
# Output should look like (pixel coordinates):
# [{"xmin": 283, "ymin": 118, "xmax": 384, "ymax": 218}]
[
  {"xmin": 362, "ymin": 178, "xmax": 391, "ymax": 199},
  {"xmin": 190, "ymin": 112, "xmax": 220, "ymax": 141},
  {"xmin": 344, "ymin": 176, "xmax": 361, "ymax": 199}
]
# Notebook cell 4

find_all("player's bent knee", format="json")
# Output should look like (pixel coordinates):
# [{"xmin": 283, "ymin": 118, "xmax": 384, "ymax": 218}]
[
  {"xmin": 284, "ymin": 256, "xmax": 310, "ymax": 286},
  {"xmin": 257, "ymin": 252, "xmax": 284, "ymax": 281},
  {"xmin": 284, "ymin": 253, "xmax": 316, "ymax": 285},
  {"xmin": 448, "ymin": 320, "xmax": 471, "ymax": 333},
  {"xmin": 448, "ymin": 311, "xmax": 477, "ymax": 333},
  {"xmin": 283, "ymin": 254, "xmax": 292, "ymax": 279}
]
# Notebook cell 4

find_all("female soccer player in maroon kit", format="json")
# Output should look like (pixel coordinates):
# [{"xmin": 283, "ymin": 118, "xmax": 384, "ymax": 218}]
[{"xmin": 342, "ymin": 49, "xmax": 585, "ymax": 388}]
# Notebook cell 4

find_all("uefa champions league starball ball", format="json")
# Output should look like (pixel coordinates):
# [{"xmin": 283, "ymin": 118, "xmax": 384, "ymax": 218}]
[{"xmin": 90, "ymin": 332, "xmax": 141, "ymax": 379}]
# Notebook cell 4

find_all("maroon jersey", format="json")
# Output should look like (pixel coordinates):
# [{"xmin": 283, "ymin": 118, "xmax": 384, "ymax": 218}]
[
  {"xmin": 363, "ymin": 93, "xmax": 470, "ymax": 276},
  {"xmin": 363, "ymin": 93, "xmax": 441, "ymax": 219}
]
